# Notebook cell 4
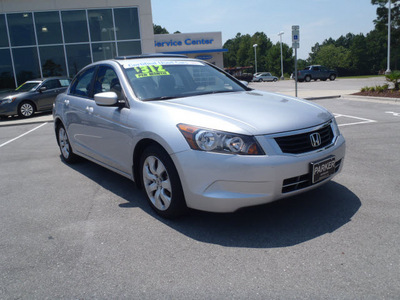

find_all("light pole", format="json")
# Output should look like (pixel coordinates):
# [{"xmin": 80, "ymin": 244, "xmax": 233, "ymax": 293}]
[
  {"xmin": 253, "ymin": 44, "xmax": 258, "ymax": 74},
  {"xmin": 386, "ymin": 0, "xmax": 392, "ymax": 74},
  {"xmin": 278, "ymin": 31, "xmax": 284, "ymax": 80}
]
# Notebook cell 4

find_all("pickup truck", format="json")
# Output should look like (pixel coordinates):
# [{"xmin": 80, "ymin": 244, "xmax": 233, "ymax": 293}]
[{"xmin": 296, "ymin": 65, "xmax": 337, "ymax": 82}]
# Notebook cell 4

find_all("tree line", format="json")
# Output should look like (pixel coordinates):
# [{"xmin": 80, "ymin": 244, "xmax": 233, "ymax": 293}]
[
  {"xmin": 154, "ymin": 0, "xmax": 399, "ymax": 77},
  {"xmin": 222, "ymin": 0, "xmax": 399, "ymax": 77}
]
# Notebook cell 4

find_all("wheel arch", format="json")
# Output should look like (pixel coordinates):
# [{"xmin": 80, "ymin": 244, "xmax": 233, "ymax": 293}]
[{"xmin": 54, "ymin": 117, "xmax": 64, "ymax": 146}]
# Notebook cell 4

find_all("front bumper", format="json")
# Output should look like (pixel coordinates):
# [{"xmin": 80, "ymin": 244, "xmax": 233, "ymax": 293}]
[
  {"xmin": 171, "ymin": 134, "xmax": 345, "ymax": 213},
  {"xmin": 0, "ymin": 102, "xmax": 18, "ymax": 117}
]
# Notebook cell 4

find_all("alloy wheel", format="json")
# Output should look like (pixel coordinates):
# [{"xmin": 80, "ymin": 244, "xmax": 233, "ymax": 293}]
[
  {"xmin": 58, "ymin": 127, "xmax": 71, "ymax": 159},
  {"xmin": 142, "ymin": 155, "xmax": 172, "ymax": 211},
  {"xmin": 20, "ymin": 103, "xmax": 34, "ymax": 117}
]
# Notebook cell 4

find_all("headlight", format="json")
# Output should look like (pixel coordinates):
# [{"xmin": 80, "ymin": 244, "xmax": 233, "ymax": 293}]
[
  {"xmin": 331, "ymin": 117, "xmax": 341, "ymax": 137},
  {"xmin": 177, "ymin": 124, "xmax": 265, "ymax": 155},
  {"xmin": 0, "ymin": 97, "xmax": 16, "ymax": 104}
]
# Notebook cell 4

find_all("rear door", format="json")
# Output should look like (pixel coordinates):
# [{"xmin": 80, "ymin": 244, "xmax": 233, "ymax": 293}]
[{"xmin": 63, "ymin": 67, "xmax": 97, "ymax": 156}]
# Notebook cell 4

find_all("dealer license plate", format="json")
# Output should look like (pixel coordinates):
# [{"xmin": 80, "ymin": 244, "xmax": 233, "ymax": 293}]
[{"xmin": 311, "ymin": 156, "xmax": 336, "ymax": 184}]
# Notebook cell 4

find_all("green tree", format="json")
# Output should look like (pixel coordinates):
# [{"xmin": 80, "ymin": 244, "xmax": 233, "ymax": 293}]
[
  {"xmin": 371, "ymin": 0, "xmax": 400, "ymax": 69},
  {"xmin": 348, "ymin": 34, "xmax": 370, "ymax": 75},
  {"xmin": 264, "ymin": 43, "xmax": 293, "ymax": 76},
  {"xmin": 314, "ymin": 44, "xmax": 351, "ymax": 70},
  {"xmin": 365, "ymin": 29, "xmax": 387, "ymax": 73},
  {"xmin": 223, "ymin": 32, "xmax": 274, "ymax": 72},
  {"xmin": 153, "ymin": 24, "xmax": 169, "ymax": 34}
]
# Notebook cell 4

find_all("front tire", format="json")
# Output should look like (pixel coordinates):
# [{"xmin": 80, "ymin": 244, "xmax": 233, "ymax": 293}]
[
  {"xmin": 329, "ymin": 74, "xmax": 336, "ymax": 81},
  {"xmin": 305, "ymin": 75, "xmax": 311, "ymax": 82},
  {"xmin": 18, "ymin": 101, "xmax": 35, "ymax": 118},
  {"xmin": 57, "ymin": 124, "xmax": 79, "ymax": 163},
  {"xmin": 140, "ymin": 145, "xmax": 187, "ymax": 218}
]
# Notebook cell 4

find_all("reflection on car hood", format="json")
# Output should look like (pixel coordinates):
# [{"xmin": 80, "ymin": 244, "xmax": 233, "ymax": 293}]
[
  {"xmin": 0, "ymin": 91, "xmax": 26, "ymax": 98},
  {"xmin": 157, "ymin": 91, "xmax": 333, "ymax": 135}
]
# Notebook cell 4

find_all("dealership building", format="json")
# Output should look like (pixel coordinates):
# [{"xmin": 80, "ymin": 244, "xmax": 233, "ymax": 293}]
[{"xmin": 0, "ymin": 0, "xmax": 226, "ymax": 89}]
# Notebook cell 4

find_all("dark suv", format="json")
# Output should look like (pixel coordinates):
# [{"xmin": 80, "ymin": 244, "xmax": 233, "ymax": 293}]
[
  {"xmin": 0, "ymin": 77, "xmax": 70, "ymax": 118},
  {"xmin": 297, "ymin": 65, "xmax": 337, "ymax": 82}
]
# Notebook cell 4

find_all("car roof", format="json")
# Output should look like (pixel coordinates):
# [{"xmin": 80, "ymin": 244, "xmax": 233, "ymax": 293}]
[
  {"xmin": 26, "ymin": 77, "xmax": 70, "ymax": 83},
  {"xmin": 115, "ymin": 53, "xmax": 188, "ymax": 60}
]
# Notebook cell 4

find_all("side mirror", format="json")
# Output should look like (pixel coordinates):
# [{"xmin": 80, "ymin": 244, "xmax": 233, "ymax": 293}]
[
  {"xmin": 39, "ymin": 86, "xmax": 47, "ymax": 92},
  {"xmin": 240, "ymin": 80, "xmax": 249, "ymax": 87},
  {"xmin": 94, "ymin": 92, "xmax": 118, "ymax": 106}
]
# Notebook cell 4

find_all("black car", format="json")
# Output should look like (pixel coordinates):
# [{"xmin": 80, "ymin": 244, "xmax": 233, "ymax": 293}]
[{"xmin": 0, "ymin": 77, "xmax": 71, "ymax": 118}]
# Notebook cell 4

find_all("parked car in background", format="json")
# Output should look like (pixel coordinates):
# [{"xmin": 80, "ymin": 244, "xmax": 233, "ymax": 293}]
[
  {"xmin": 0, "ymin": 77, "xmax": 70, "ymax": 118},
  {"xmin": 53, "ymin": 54, "xmax": 345, "ymax": 218},
  {"xmin": 252, "ymin": 72, "xmax": 278, "ymax": 82},
  {"xmin": 297, "ymin": 65, "xmax": 337, "ymax": 82}
]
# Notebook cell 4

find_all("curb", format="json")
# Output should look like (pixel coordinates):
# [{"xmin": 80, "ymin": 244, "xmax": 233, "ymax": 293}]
[
  {"xmin": 304, "ymin": 95, "xmax": 342, "ymax": 100},
  {"xmin": 0, "ymin": 114, "xmax": 53, "ymax": 127},
  {"xmin": 341, "ymin": 94, "xmax": 400, "ymax": 103}
]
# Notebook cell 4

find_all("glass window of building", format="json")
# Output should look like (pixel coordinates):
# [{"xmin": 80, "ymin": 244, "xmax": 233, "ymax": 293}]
[
  {"xmin": 114, "ymin": 8, "xmax": 140, "ymax": 40},
  {"xmin": 0, "ymin": 14, "xmax": 10, "ymax": 47},
  {"xmin": 34, "ymin": 11, "xmax": 62, "ymax": 45},
  {"xmin": 13, "ymin": 47, "xmax": 41, "ymax": 84},
  {"xmin": 88, "ymin": 9, "xmax": 115, "ymax": 42},
  {"xmin": 117, "ymin": 41, "xmax": 141, "ymax": 56},
  {"xmin": 39, "ymin": 46, "xmax": 67, "ymax": 77},
  {"xmin": 7, "ymin": 13, "xmax": 36, "ymax": 46},
  {"xmin": 61, "ymin": 10, "xmax": 89, "ymax": 44},
  {"xmin": 66, "ymin": 44, "xmax": 91, "ymax": 77},
  {"xmin": 92, "ymin": 42, "xmax": 116, "ymax": 62},
  {"xmin": 0, "ymin": 49, "xmax": 14, "ymax": 90}
]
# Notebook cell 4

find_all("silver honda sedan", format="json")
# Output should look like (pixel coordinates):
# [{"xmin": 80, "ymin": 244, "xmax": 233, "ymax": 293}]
[{"xmin": 53, "ymin": 54, "xmax": 345, "ymax": 218}]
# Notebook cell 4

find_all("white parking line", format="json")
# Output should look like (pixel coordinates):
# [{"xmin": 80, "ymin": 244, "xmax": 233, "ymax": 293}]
[
  {"xmin": 385, "ymin": 111, "xmax": 400, "ymax": 117},
  {"xmin": 0, "ymin": 122, "xmax": 48, "ymax": 148},
  {"xmin": 334, "ymin": 114, "xmax": 377, "ymax": 127}
]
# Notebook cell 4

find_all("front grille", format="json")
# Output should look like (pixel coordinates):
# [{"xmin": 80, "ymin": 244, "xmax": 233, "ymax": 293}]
[
  {"xmin": 282, "ymin": 159, "xmax": 342, "ymax": 193},
  {"xmin": 275, "ymin": 124, "xmax": 334, "ymax": 154}
]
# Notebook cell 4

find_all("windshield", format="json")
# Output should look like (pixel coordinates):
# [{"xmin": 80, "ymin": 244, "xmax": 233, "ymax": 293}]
[
  {"xmin": 122, "ymin": 60, "xmax": 246, "ymax": 101},
  {"xmin": 15, "ymin": 82, "xmax": 40, "ymax": 92}
]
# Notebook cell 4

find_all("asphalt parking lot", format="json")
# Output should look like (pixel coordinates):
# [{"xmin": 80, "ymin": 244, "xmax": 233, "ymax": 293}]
[{"xmin": 1, "ymin": 80, "xmax": 400, "ymax": 299}]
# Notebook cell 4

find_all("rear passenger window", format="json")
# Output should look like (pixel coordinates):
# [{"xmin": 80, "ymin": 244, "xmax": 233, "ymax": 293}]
[{"xmin": 69, "ymin": 67, "xmax": 95, "ymax": 98}]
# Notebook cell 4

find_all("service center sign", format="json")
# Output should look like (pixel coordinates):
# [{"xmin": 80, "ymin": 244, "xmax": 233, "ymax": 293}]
[
  {"xmin": 155, "ymin": 38, "xmax": 215, "ymax": 48},
  {"xmin": 154, "ymin": 32, "xmax": 222, "ymax": 52}
]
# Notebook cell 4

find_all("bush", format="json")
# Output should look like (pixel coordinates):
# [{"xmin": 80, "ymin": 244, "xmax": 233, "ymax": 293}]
[
  {"xmin": 385, "ymin": 70, "xmax": 400, "ymax": 90},
  {"xmin": 375, "ymin": 85, "xmax": 389, "ymax": 93}
]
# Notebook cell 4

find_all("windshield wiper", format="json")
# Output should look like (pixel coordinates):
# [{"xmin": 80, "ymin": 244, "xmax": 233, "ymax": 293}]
[{"xmin": 144, "ymin": 95, "xmax": 186, "ymax": 101}]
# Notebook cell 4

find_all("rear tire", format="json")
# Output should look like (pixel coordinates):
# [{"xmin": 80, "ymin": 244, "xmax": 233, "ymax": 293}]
[
  {"xmin": 140, "ymin": 145, "xmax": 187, "ymax": 218},
  {"xmin": 305, "ymin": 75, "xmax": 311, "ymax": 82},
  {"xmin": 329, "ymin": 74, "xmax": 336, "ymax": 81},
  {"xmin": 57, "ymin": 124, "xmax": 79, "ymax": 163},
  {"xmin": 18, "ymin": 101, "xmax": 35, "ymax": 118}
]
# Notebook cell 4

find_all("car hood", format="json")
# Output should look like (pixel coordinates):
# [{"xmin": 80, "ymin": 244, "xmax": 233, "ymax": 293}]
[
  {"xmin": 153, "ymin": 90, "xmax": 333, "ymax": 135},
  {"xmin": 0, "ymin": 91, "xmax": 25, "ymax": 99}
]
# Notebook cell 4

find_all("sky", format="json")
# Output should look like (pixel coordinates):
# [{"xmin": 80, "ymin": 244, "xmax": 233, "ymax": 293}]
[{"xmin": 151, "ymin": 0, "xmax": 379, "ymax": 60}]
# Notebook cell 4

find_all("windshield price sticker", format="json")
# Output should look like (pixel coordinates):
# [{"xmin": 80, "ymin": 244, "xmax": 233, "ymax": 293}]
[
  {"xmin": 122, "ymin": 60, "xmax": 203, "ymax": 69},
  {"xmin": 134, "ymin": 65, "xmax": 170, "ymax": 78}
]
